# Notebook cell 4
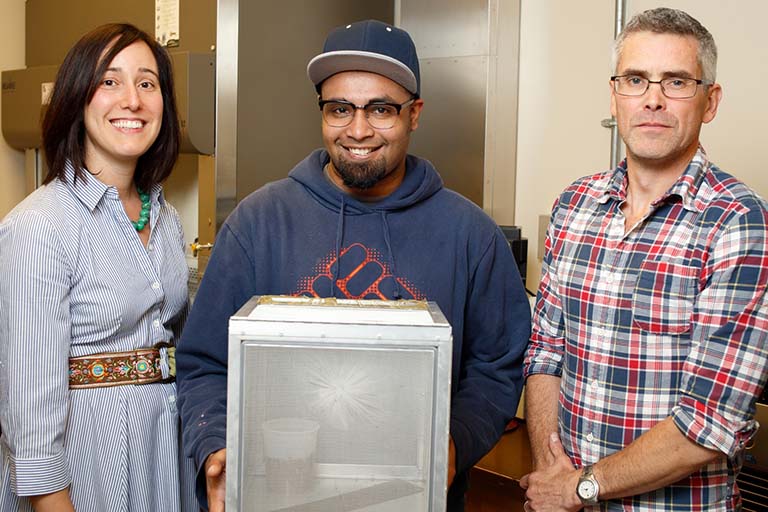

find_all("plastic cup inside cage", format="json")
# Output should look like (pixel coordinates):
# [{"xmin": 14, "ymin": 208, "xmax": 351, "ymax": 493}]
[{"xmin": 262, "ymin": 418, "xmax": 320, "ymax": 494}]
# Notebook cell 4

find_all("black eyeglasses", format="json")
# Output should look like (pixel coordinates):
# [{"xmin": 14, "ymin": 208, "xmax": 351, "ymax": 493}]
[
  {"xmin": 318, "ymin": 98, "xmax": 416, "ymax": 129},
  {"xmin": 611, "ymin": 75, "xmax": 711, "ymax": 99}
]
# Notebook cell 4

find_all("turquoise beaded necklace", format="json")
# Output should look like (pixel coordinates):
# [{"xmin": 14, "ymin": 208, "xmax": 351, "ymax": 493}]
[{"xmin": 131, "ymin": 189, "xmax": 151, "ymax": 231}]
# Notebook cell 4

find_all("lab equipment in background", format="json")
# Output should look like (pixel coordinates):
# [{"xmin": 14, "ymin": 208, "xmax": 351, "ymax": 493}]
[{"xmin": 500, "ymin": 225, "xmax": 528, "ymax": 289}]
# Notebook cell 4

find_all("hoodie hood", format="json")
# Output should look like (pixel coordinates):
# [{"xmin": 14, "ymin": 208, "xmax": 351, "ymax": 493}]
[
  {"xmin": 288, "ymin": 148, "xmax": 444, "ymax": 299},
  {"xmin": 288, "ymin": 149, "xmax": 444, "ymax": 214}
]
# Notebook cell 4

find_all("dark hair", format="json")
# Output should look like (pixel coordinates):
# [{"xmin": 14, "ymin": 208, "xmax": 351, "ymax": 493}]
[{"xmin": 42, "ymin": 23, "xmax": 180, "ymax": 190}]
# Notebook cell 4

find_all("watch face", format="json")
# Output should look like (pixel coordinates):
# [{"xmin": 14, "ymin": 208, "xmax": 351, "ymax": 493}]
[{"xmin": 578, "ymin": 480, "xmax": 597, "ymax": 500}]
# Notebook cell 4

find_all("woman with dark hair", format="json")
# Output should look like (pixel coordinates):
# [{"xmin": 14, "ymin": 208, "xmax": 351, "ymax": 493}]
[{"xmin": 0, "ymin": 24, "xmax": 195, "ymax": 511}]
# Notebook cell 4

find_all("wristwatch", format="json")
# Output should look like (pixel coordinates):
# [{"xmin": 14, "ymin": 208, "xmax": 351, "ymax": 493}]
[{"xmin": 576, "ymin": 465, "xmax": 600, "ymax": 505}]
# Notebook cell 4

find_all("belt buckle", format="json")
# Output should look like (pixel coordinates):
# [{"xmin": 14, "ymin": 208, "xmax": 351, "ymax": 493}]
[{"xmin": 152, "ymin": 341, "xmax": 176, "ymax": 383}]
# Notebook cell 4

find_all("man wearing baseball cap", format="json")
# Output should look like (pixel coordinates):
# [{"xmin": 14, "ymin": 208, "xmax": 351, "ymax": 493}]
[{"xmin": 177, "ymin": 20, "xmax": 530, "ymax": 511}]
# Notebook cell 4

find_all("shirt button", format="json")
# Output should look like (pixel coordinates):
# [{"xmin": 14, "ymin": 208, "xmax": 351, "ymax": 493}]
[
  {"xmin": 605, "ymin": 274, "xmax": 614, "ymax": 284},
  {"xmin": 591, "ymin": 379, "xmax": 599, "ymax": 390},
  {"xmin": 153, "ymin": 319, "xmax": 160, "ymax": 327},
  {"xmin": 151, "ymin": 281, "xmax": 160, "ymax": 290},
  {"xmin": 586, "ymin": 433, "xmax": 594, "ymax": 442},
  {"xmin": 147, "ymin": 243, "xmax": 154, "ymax": 251}
]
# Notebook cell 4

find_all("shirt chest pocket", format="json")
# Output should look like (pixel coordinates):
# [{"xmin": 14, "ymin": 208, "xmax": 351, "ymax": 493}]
[{"xmin": 632, "ymin": 260, "xmax": 699, "ymax": 334}]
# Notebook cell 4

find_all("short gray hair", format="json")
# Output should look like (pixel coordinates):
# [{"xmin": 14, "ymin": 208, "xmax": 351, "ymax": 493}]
[{"xmin": 612, "ymin": 8, "xmax": 717, "ymax": 83}]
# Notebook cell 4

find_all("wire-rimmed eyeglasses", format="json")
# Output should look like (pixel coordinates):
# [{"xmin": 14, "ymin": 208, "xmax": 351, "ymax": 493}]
[
  {"xmin": 318, "ymin": 98, "xmax": 416, "ymax": 129},
  {"xmin": 611, "ymin": 75, "xmax": 712, "ymax": 99}
]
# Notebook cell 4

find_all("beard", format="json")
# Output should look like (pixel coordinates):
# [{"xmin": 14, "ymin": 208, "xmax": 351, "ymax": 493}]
[{"xmin": 331, "ymin": 154, "xmax": 389, "ymax": 190}]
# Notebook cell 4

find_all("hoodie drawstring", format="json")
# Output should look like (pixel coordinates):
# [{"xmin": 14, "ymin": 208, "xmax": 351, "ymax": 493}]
[
  {"xmin": 380, "ymin": 212, "xmax": 403, "ymax": 300},
  {"xmin": 331, "ymin": 195, "xmax": 402, "ymax": 300},
  {"xmin": 332, "ymin": 196, "xmax": 346, "ymax": 296}
]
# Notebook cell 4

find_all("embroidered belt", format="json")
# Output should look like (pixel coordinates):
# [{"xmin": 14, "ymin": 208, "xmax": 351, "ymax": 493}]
[{"xmin": 69, "ymin": 343, "xmax": 176, "ymax": 389}]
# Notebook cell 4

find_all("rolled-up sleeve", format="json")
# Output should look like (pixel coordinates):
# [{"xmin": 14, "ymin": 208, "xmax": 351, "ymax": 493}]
[
  {"xmin": 0, "ymin": 211, "xmax": 73, "ymax": 495},
  {"xmin": 525, "ymin": 205, "xmax": 565, "ymax": 379},
  {"xmin": 672, "ymin": 205, "xmax": 768, "ymax": 457}
]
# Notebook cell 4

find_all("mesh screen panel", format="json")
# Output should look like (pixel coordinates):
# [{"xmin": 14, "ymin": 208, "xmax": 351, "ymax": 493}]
[{"xmin": 238, "ymin": 342, "xmax": 436, "ymax": 511}]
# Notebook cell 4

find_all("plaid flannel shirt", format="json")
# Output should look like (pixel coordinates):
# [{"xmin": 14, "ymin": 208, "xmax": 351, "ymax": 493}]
[{"xmin": 525, "ymin": 148, "xmax": 768, "ymax": 511}]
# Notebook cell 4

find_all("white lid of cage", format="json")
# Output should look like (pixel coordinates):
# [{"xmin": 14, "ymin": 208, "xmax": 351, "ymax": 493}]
[{"xmin": 244, "ymin": 296, "xmax": 438, "ymax": 325}]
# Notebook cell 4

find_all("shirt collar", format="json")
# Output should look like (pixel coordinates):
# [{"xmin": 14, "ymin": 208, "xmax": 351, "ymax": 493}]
[
  {"xmin": 64, "ymin": 161, "xmax": 110, "ymax": 211},
  {"xmin": 63, "ymin": 162, "xmax": 166, "ymax": 211},
  {"xmin": 597, "ymin": 146, "xmax": 709, "ymax": 212}
]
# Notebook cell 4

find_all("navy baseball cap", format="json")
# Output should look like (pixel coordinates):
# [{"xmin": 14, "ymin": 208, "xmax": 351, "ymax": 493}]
[{"xmin": 307, "ymin": 20, "xmax": 420, "ymax": 97}]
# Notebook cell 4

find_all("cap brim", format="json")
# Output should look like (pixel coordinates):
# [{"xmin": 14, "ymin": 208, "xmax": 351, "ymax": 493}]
[{"xmin": 307, "ymin": 51, "xmax": 418, "ymax": 95}]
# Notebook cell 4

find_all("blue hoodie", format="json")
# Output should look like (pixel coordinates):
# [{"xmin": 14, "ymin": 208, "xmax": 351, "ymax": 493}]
[{"xmin": 177, "ymin": 149, "xmax": 530, "ymax": 507}]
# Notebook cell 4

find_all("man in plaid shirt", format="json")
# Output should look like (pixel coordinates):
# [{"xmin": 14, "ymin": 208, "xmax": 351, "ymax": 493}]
[{"xmin": 520, "ymin": 8, "xmax": 768, "ymax": 511}]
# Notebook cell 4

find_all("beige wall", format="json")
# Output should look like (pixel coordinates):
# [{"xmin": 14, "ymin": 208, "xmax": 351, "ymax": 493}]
[
  {"xmin": 515, "ymin": 1, "xmax": 768, "ymax": 289},
  {"xmin": 0, "ymin": 0, "xmax": 26, "ymax": 217},
  {"xmin": 514, "ymin": 0, "xmax": 615, "ymax": 288}
]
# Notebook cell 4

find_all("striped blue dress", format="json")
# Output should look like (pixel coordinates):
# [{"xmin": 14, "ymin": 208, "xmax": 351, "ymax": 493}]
[{"xmin": 0, "ymin": 164, "xmax": 197, "ymax": 511}]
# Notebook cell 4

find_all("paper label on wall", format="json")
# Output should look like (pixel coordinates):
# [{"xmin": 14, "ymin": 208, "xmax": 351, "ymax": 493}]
[
  {"xmin": 41, "ymin": 82, "xmax": 54, "ymax": 105},
  {"xmin": 155, "ymin": 0, "xmax": 179, "ymax": 47}
]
